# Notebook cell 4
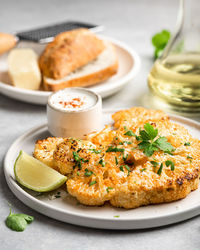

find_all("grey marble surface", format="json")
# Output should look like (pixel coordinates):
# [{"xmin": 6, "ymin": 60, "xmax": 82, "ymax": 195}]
[{"xmin": 1, "ymin": 0, "xmax": 200, "ymax": 249}]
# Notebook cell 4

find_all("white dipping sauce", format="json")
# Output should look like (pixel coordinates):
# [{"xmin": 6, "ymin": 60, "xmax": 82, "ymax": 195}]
[
  {"xmin": 47, "ymin": 87, "xmax": 102, "ymax": 138},
  {"xmin": 49, "ymin": 88, "xmax": 97, "ymax": 112}
]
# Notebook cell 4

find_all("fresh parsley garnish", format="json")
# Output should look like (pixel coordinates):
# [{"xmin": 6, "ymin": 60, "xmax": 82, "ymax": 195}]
[
  {"xmin": 84, "ymin": 168, "xmax": 93, "ymax": 177},
  {"xmin": 184, "ymin": 142, "xmax": 191, "ymax": 146},
  {"xmin": 115, "ymin": 156, "xmax": 118, "ymax": 165},
  {"xmin": 123, "ymin": 141, "xmax": 132, "ymax": 145},
  {"xmin": 123, "ymin": 154, "xmax": 128, "ymax": 162},
  {"xmin": 150, "ymin": 161, "xmax": 159, "ymax": 167},
  {"xmin": 124, "ymin": 165, "xmax": 130, "ymax": 175},
  {"xmin": 187, "ymin": 155, "xmax": 193, "ymax": 159},
  {"xmin": 152, "ymin": 29, "xmax": 171, "ymax": 59},
  {"xmin": 89, "ymin": 180, "xmax": 97, "ymax": 186},
  {"xmin": 165, "ymin": 160, "xmax": 175, "ymax": 171},
  {"xmin": 89, "ymin": 149, "xmax": 102, "ymax": 154},
  {"xmin": 77, "ymin": 171, "xmax": 80, "ymax": 176},
  {"xmin": 137, "ymin": 123, "xmax": 174, "ymax": 157},
  {"xmin": 73, "ymin": 151, "xmax": 89, "ymax": 169},
  {"xmin": 6, "ymin": 209, "xmax": 34, "ymax": 232},
  {"xmin": 106, "ymin": 187, "xmax": 113, "ymax": 193},
  {"xmin": 106, "ymin": 147, "xmax": 125, "ymax": 153},
  {"xmin": 157, "ymin": 163, "xmax": 163, "ymax": 176},
  {"xmin": 141, "ymin": 168, "xmax": 147, "ymax": 172},
  {"xmin": 124, "ymin": 130, "xmax": 135, "ymax": 137},
  {"xmin": 99, "ymin": 158, "xmax": 105, "ymax": 167},
  {"xmin": 119, "ymin": 166, "xmax": 124, "ymax": 172}
]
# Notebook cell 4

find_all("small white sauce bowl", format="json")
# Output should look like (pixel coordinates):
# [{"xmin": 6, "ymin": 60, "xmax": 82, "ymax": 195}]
[{"xmin": 47, "ymin": 87, "xmax": 103, "ymax": 138}]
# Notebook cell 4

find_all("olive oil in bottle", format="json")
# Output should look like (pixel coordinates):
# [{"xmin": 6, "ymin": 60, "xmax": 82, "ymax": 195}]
[
  {"xmin": 148, "ymin": 53, "xmax": 200, "ymax": 111},
  {"xmin": 148, "ymin": 0, "xmax": 200, "ymax": 113}
]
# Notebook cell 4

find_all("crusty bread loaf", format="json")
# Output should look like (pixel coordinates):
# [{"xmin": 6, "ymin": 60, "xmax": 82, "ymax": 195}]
[
  {"xmin": 39, "ymin": 28, "xmax": 105, "ymax": 80},
  {"xmin": 43, "ymin": 41, "xmax": 118, "ymax": 91}
]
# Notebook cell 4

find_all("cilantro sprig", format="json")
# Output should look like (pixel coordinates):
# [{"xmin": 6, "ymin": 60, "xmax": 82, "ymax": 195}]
[{"xmin": 137, "ymin": 123, "xmax": 174, "ymax": 157}]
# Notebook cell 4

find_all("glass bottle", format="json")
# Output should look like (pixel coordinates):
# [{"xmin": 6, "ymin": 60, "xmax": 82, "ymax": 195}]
[{"xmin": 148, "ymin": 0, "xmax": 200, "ymax": 113}]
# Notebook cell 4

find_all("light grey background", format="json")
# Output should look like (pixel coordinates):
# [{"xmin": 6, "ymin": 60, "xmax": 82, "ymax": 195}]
[{"xmin": 1, "ymin": 0, "xmax": 200, "ymax": 249}]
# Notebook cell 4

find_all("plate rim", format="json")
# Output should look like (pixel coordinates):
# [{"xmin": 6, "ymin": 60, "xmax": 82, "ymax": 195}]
[
  {"xmin": 0, "ymin": 35, "xmax": 141, "ymax": 102},
  {"xmin": 4, "ymin": 110, "xmax": 200, "ymax": 229}
]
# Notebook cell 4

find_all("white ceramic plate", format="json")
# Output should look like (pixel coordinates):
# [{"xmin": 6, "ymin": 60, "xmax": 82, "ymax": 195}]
[
  {"xmin": 4, "ymin": 110, "xmax": 200, "ymax": 230},
  {"xmin": 0, "ymin": 35, "xmax": 140, "ymax": 105}
]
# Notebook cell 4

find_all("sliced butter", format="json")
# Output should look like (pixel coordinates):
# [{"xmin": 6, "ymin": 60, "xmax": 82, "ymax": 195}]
[{"xmin": 8, "ymin": 48, "xmax": 41, "ymax": 90}]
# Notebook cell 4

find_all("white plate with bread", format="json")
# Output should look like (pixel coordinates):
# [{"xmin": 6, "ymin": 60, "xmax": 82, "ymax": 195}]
[{"xmin": 0, "ymin": 29, "xmax": 140, "ymax": 105}]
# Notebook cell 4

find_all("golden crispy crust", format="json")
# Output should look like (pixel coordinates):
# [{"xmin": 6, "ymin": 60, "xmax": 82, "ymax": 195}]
[
  {"xmin": 43, "ymin": 60, "xmax": 118, "ymax": 91},
  {"xmin": 39, "ymin": 28, "xmax": 105, "ymax": 79},
  {"xmin": 33, "ymin": 107, "xmax": 200, "ymax": 209}
]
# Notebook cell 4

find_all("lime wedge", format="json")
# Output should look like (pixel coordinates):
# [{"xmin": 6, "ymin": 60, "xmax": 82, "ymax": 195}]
[{"xmin": 14, "ymin": 150, "xmax": 67, "ymax": 192}]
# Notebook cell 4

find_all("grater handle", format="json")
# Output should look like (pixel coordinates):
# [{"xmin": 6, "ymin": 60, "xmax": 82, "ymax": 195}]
[{"xmin": 0, "ymin": 33, "xmax": 17, "ymax": 54}]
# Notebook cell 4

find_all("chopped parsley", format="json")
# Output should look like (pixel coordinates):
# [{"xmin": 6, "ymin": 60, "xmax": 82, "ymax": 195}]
[
  {"xmin": 141, "ymin": 168, "xmax": 147, "ymax": 172},
  {"xmin": 99, "ymin": 158, "xmax": 105, "ymax": 167},
  {"xmin": 77, "ymin": 171, "xmax": 80, "ymax": 176},
  {"xmin": 150, "ymin": 161, "xmax": 159, "ymax": 167},
  {"xmin": 123, "ymin": 141, "xmax": 132, "ymax": 145},
  {"xmin": 84, "ymin": 168, "xmax": 93, "ymax": 177},
  {"xmin": 124, "ymin": 130, "xmax": 135, "ymax": 137},
  {"xmin": 184, "ymin": 142, "xmax": 191, "ymax": 146},
  {"xmin": 187, "ymin": 155, "xmax": 193, "ymax": 159},
  {"xmin": 123, "ymin": 154, "xmax": 128, "ymax": 162},
  {"xmin": 106, "ymin": 146, "xmax": 125, "ymax": 153},
  {"xmin": 106, "ymin": 187, "xmax": 113, "ymax": 193},
  {"xmin": 89, "ymin": 181, "xmax": 97, "ymax": 186},
  {"xmin": 119, "ymin": 166, "xmax": 124, "ymax": 172},
  {"xmin": 165, "ymin": 160, "xmax": 175, "ymax": 171},
  {"xmin": 124, "ymin": 165, "xmax": 130, "ymax": 175},
  {"xmin": 73, "ymin": 151, "xmax": 89, "ymax": 169},
  {"xmin": 89, "ymin": 149, "xmax": 102, "ymax": 154},
  {"xmin": 115, "ymin": 156, "xmax": 118, "ymax": 165},
  {"xmin": 137, "ymin": 123, "xmax": 174, "ymax": 157},
  {"xmin": 157, "ymin": 163, "xmax": 164, "ymax": 176}
]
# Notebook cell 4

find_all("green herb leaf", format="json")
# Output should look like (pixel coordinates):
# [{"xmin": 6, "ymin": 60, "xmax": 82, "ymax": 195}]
[
  {"xmin": 115, "ymin": 156, "xmax": 118, "ymax": 165},
  {"xmin": 124, "ymin": 130, "xmax": 135, "ymax": 137},
  {"xmin": 84, "ymin": 168, "xmax": 93, "ymax": 177},
  {"xmin": 157, "ymin": 163, "xmax": 163, "ymax": 176},
  {"xmin": 138, "ymin": 141, "xmax": 158, "ymax": 157},
  {"xmin": 123, "ymin": 154, "xmax": 128, "ymax": 162},
  {"xmin": 89, "ymin": 149, "xmax": 102, "ymax": 154},
  {"xmin": 114, "ymin": 215, "xmax": 120, "ymax": 218},
  {"xmin": 154, "ymin": 137, "xmax": 174, "ymax": 153},
  {"xmin": 106, "ymin": 147, "xmax": 125, "ymax": 153},
  {"xmin": 152, "ymin": 30, "xmax": 171, "ymax": 59},
  {"xmin": 119, "ymin": 166, "xmax": 124, "ymax": 172},
  {"xmin": 73, "ymin": 151, "xmax": 80, "ymax": 162},
  {"xmin": 89, "ymin": 180, "xmax": 97, "ymax": 186},
  {"xmin": 150, "ymin": 161, "xmax": 159, "ymax": 167},
  {"xmin": 187, "ymin": 155, "xmax": 193, "ymax": 159},
  {"xmin": 123, "ymin": 141, "xmax": 132, "ymax": 145},
  {"xmin": 6, "ymin": 209, "xmax": 34, "ymax": 232},
  {"xmin": 165, "ymin": 160, "xmax": 175, "ymax": 171},
  {"xmin": 140, "ymin": 168, "xmax": 147, "ymax": 172},
  {"xmin": 106, "ymin": 187, "xmax": 113, "ymax": 193},
  {"xmin": 144, "ymin": 123, "xmax": 158, "ymax": 140},
  {"xmin": 99, "ymin": 158, "xmax": 105, "ymax": 167},
  {"xmin": 184, "ymin": 142, "xmax": 191, "ymax": 146}
]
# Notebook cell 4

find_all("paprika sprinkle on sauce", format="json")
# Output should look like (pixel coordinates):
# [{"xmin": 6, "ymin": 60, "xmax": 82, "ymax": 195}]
[{"xmin": 49, "ymin": 88, "xmax": 97, "ymax": 111}]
